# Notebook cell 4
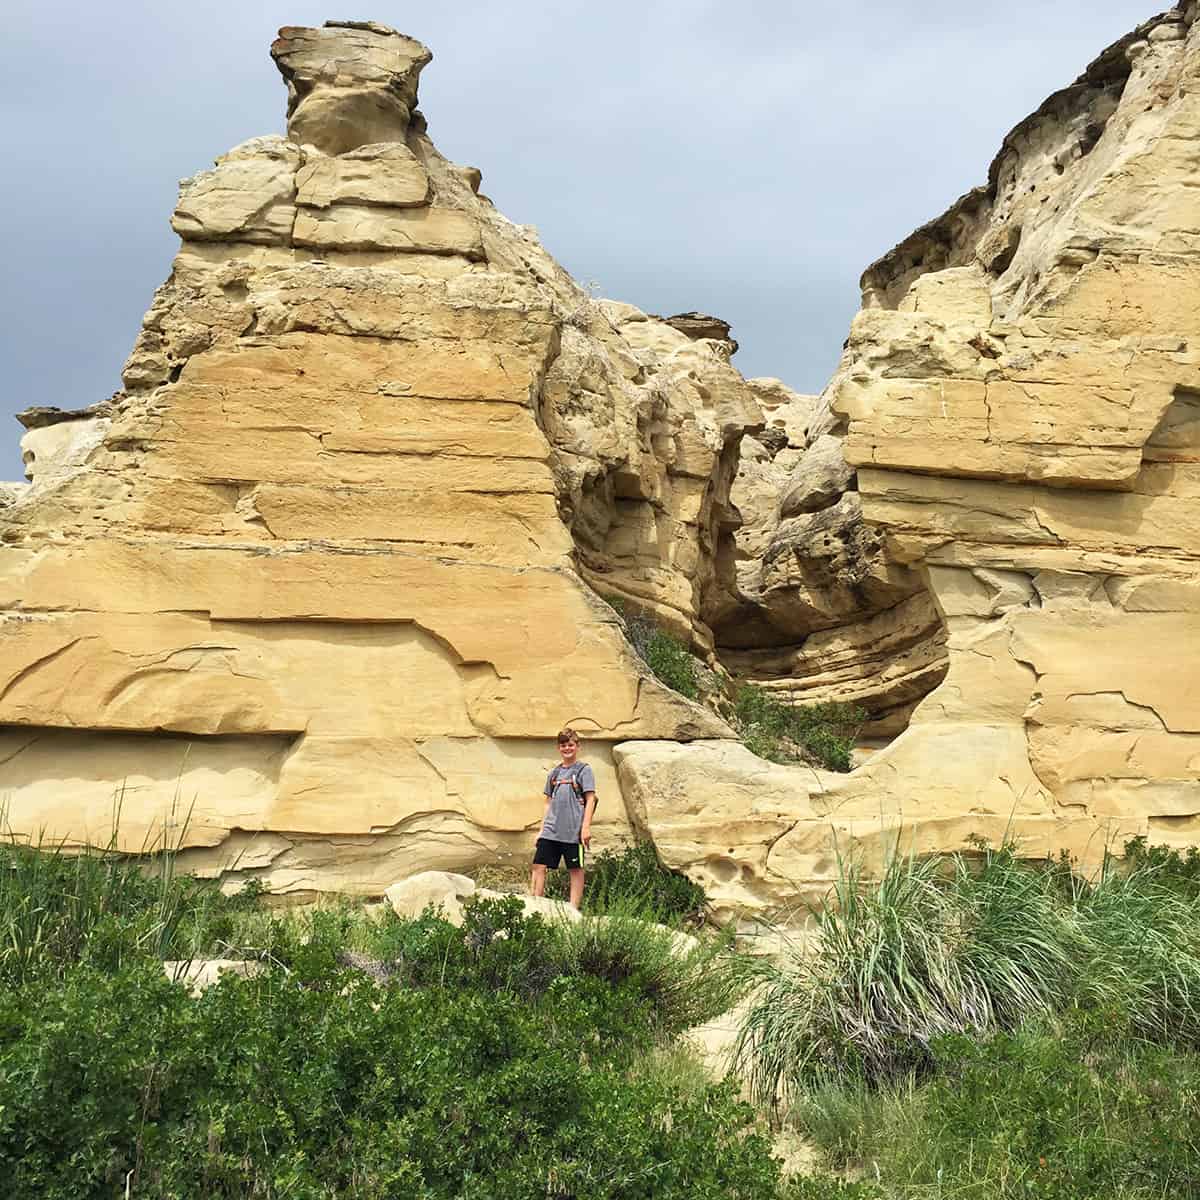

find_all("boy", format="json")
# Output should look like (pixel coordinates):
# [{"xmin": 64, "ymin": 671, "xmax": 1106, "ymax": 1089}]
[{"xmin": 530, "ymin": 727, "xmax": 596, "ymax": 909}]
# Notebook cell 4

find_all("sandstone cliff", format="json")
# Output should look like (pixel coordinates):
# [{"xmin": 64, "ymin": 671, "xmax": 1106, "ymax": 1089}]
[
  {"xmin": 3, "ymin": 12, "xmax": 1199, "ymax": 916},
  {"xmin": 0, "ymin": 21, "xmax": 762, "ymax": 892},
  {"xmin": 618, "ymin": 5, "xmax": 1200, "ymax": 913}
]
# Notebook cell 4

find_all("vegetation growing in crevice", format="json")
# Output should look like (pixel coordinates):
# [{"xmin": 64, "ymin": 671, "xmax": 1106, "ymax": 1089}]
[
  {"xmin": 732, "ymin": 686, "xmax": 866, "ymax": 773},
  {"xmin": 606, "ymin": 596, "xmax": 701, "ymax": 700},
  {"xmin": 603, "ymin": 596, "xmax": 867, "ymax": 775}
]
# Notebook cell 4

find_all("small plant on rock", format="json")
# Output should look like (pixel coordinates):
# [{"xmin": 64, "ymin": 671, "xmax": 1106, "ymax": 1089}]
[{"xmin": 733, "ymin": 685, "xmax": 865, "ymax": 773}]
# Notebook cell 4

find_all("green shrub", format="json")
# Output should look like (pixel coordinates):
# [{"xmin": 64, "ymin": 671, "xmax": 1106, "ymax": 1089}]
[
  {"xmin": 912, "ymin": 1020, "xmax": 1200, "ymax": 1197},
  {"xmin": 787, "ymin": 1017, "xmax": 1200, "ymax": 1198},
  {"xmin": 629, "ymin": 616, "xmax": 699, "ymax": 699},
  {"xmin": 357, "ymin": 894, "xmax": 738, "ymax": 1038},
  {"xmin": 732, "ymin": 687, "xmax": 864, "ymax": 772},
  {"xmin": 607, "ymin": 598, "xmax": 701, "ymax": 700},
  {"xmin": 1121, "ymin": 834, "xmax": 1200, "ymax": 898},
  {"xmin": 0, "ymin": 958, "xmax": 781, "ymax": 1200},
  {"xmin": 545, "ymin": 838, "xmax": 709, "ymax": 924}
]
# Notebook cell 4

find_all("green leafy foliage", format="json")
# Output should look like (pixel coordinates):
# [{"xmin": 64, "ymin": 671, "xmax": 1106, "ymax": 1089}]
[
  {"xmin": 732, "ymin": 687, "xmax": 865, "ymax": 772},
  {"xmin": 368, "ymin": 894, "xmax": 737, "ymax": 1038},
  {"xmin": 628, "ymin": 616, "xmax": 700, "ymax": 699},
  {"xmin": 1121, "ymin": 833, "xmax": 1200, "ymax": 897},
  {"xmin": 606, "ymin": 596, "xmax": 701, "ymax": 700},
  {"xmin": 545, "ymin": 838, "xmax": 709, "ymax": 924},
  {"xmin": 0, "ymin": 843, "xmax": 777, "ymax": 1199},
  {"xmin": 0, "ymin": 961, "xmax": 780, "ymax": 1200}
]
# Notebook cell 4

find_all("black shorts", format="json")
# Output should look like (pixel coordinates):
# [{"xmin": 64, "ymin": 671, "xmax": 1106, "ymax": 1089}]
[{"xmin": 533, "ymin": 838, "xmax": 585, "ymax": 870}]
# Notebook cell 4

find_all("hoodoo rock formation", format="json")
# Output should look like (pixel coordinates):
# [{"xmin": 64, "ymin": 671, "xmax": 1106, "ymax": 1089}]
[
  {"xmin": 2, "ymin": 11, "xmax": 1199, "ymax": 913},
  {"xmin": 618, "ymin": 4, "xmax": 1200, "ymax": 912},
  {"xmin": 0, "ymin": 21, "xmax": 759, "ymax": 892}
]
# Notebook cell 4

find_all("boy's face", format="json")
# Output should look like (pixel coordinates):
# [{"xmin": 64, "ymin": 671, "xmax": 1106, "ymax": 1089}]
[{"xmin": 557, "ymin": 737, "xmax": 578, "ymax": 764}]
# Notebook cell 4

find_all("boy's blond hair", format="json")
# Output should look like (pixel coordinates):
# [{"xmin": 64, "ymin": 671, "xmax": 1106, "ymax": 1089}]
[{"xmin": 556, "ymin": 727, "xmax": 580, "ymax": 745}]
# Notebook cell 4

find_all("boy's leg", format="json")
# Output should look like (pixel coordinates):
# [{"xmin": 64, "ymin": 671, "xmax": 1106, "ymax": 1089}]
[
  {"xmin": 567, "ymin": 867, "xmax": 585, "ymax": 909},
  {"xmin": 531, "ymin": 863, "xmax": 548, "ymax": 897}
]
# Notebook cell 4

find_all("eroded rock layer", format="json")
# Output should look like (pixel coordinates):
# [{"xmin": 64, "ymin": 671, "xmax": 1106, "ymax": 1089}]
[
  {"xmin": 0, "ymin": 21, "xmax": 767, "ymax": 892},
  {"xmin": 720, "ymin": 378, "xmax": 948, "ymax": 737},
  {"xmin": 621, "ymin": 6, "xmax": 1200, "ymax": 914}
]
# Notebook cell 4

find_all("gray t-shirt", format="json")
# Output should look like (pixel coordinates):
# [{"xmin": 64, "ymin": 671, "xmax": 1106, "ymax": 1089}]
[{"xmin": 540, "ymin": 761, "xmax": 596, "ymax": 843}]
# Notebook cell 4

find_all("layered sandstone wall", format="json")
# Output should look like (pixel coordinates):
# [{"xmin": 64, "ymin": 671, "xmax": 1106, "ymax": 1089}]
[
  {"xmin": 4, "ymin": 12, "xmax": 1198, "ymax": 915},
  {"xmin": 0, "ymin": 21, "xmax": 764, "ymax": 893},
  {"xmin": 620, "ymin": 5, "xmax": 1200, "ymax": 914}
]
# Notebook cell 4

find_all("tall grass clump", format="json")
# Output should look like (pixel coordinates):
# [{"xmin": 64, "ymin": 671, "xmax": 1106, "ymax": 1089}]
[
  {"xmin": 0, "ymin": 834, "xmax": 226, "ymax": 987},
  {"xmin": 733, "ymin": 687, "xmax": 865, "ymax": 773},
  {"xmin": 737, "ymin": 837, "xmax": 1200, "ymax": 1105},
  {"xmin": 554, "ymin": 905, "xmax": 742, "ymax": 1034},
  {"xmin": 1072, "ymin": 847, "xmax": 1200, "ymax": 1043},
  {"xmin": 735, "ymin": 843, "xmax": 1078, "ymax": 1099}
]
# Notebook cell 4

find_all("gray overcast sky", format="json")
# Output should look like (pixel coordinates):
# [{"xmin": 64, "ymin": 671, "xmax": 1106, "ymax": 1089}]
[{"xmin": 1, "ymin": 1, "xmax": 1154, "ymax": 480}]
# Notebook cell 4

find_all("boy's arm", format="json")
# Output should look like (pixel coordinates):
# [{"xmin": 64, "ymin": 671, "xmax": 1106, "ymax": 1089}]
[{"xmin": 581, "ymin": 793, "xmax": 596, "ymax": 847}]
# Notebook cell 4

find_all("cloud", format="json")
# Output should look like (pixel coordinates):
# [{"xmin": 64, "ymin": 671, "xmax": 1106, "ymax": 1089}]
[{"xmin": 0, "ymin": 0, "xmax": 1153, "ymax": 478}]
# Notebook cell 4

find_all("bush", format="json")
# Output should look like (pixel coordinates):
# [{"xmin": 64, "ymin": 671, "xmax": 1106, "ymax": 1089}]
[
  {"xmin": 606, "ymin": 598, "xmax": 701, "ymax": 700},
  {"xmin": 787, "ymin": 1016, "xmax": 1200, "ymax": 1197},
  {"xmin": 0, "ymin": 958, "xmax": 780, "ymax": 1200},
  {"xmin": 732, "ymin": 687, "xmax": 864, "ymax": 772},
  {"xmin": 1121, "ymin": 834, "xmax": 1200, "ymax": 898},
  {"xmin": 627, "ymin": 614, "xmax": 700, "ymax": 699},
  {"xmin": 545, "ymin": 838, "xmax": 709, "ymax": 924},
  {"xmin": 736, "ymin": 839, "xmax": 1200, "ymax": 1099},
  {"xmin": 360, "ymin": 894, "xmax": 739, "ymax": 1039}
]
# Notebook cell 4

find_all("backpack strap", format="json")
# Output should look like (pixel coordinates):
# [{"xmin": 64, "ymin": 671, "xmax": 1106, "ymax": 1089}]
[{"xmin": 551, "ymin": 764, "xmax": 587, "ymax": 803}]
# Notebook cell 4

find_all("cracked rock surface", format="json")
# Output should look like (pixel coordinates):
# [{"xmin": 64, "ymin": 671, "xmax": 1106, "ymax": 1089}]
[
  {"xmin": 0, "ymin": 20, "xmax": 757, "ymax": 894},
  {"xmin": 3, "ymin": 12, "xmax": 1200, "ymax": 913},
  {"xmin": 618, "ymin": 6, "xmax": 1200, "ymax": 913}
]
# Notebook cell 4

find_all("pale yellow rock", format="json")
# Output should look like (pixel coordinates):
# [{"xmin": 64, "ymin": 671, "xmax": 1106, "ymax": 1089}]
[
  {"xmin": 164, "ymin": 959, "xmax": 265, "ymax": 996},
  {"xmin": 292, "ymin": 205, "xmax": 483, "ymax": 257},
  {"xmin": 618, "ymin": 10, "xmax": 1200, "ymax": 915},
  {"xmin": 271, "ymin": 23, "xmax": 431, "ymax": 155},
  {"xmin": 296, "ymin": 143, "xmax": 430, "ymax": 209},
  {"xmin": 382, "ymin": 874, "xmax": 581, "ymax": 925},
  {"xmin": 384, "ymin": 871, "xmax": 477, "ymax": 923},
  {"xmin": 171, "ymin": 137, "xmax": 300, "ymax": 246},
  {"xmin": 0, "ymin": 23, "xmax": 760, "ymax": 897}
]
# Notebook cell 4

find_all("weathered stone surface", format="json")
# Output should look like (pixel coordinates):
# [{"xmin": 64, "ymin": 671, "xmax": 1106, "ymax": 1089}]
[
  {"xmin": 660, "ymin": 311, "xmax": 739, "ymax": 356},
  {"xmin": 296, "ymin": 143, "xmax": 430, "ymax": 209},
  {"xmin": 720, "ymin": 372, "xmax": 948, "ymax": 733},
  {"xmin": 9, "ymin": 11, "xmax": 1198, "ymax": 915},
  {"xmin": 292, "ymin": 205, "xmax": 483, "ymax": 257},
  {"xmin": 271, "ymin": 22, "xmax": 431, "ymax": 155},
  {"xmin": 0, "ymin": 23, "xmax": 757, "ymax": 895},
  {"xmin": 780, "ymin": 435, "xmax": 854, "ymax": 517},
  {"xmin": 624, "ymin": 8, "xmax": 1200, "ymax": 914},
  {"xmin": 384, "ymin": 871, "xmax": 477, "ymax": 923},
  {"xmin": 171, "ymin": 137, "xmax": 300, "ymax": 246}
]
